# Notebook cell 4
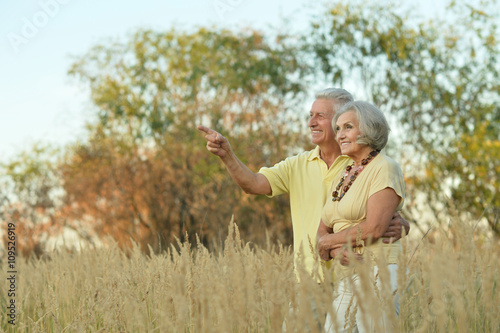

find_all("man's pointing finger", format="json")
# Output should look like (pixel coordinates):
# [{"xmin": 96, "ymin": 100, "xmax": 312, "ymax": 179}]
[{"xmin": 197, "ymin": 125, "xmax": 213, "ymax": 134}]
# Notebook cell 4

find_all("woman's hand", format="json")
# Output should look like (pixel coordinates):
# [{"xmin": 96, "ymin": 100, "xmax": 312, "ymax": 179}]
[
  {"xmin": 318, "ymin": 235, "xmax": 333, "ymax": 261},
  {"xmin": 317, "ymin": 220, "xmax": 335, "ymax": 261},
  {"xmin": 330, "ymin": 247, "xmax": 363, "ymax": 266},
  {"xmin": 329, "ymin": 247, "xmax": 345, "ymax": 264}
]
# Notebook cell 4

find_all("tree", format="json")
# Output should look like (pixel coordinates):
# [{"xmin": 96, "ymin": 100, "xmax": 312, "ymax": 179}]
[
  {"xmin": 62, "ymin": 27, "xmax": 310, "ymax": 252},
  {"xmin": 308, "ymin": 0, "xmax": 500, "ymax": 234},
  {"xmin": 0, "ymin": 145, "xmax": 63, "ymax": 257},
  {"xmin": 7, "ymin": 2, "xmax": 498, "ymax": 258}
]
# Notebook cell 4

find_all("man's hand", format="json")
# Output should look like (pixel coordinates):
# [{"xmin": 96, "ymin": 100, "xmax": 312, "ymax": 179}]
[
  {"xmin": 382, "ymin": 212, "xmax": 410, "ymax": 244},
  {"xmin": 197, "ymin": 125, "xmax": 232, "ymax": 158},
  {"xmin": 197, "ymin": 125, "xmax": 272, "ymax": 195}
]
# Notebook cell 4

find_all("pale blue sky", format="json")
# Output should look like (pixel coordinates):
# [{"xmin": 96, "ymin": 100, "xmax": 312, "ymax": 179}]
[{"xmin": 0, "ymin": 0, "xmax": 449, "ymax": 161}]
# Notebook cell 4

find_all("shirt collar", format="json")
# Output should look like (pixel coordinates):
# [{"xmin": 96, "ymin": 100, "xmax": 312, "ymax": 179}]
[
  {"xmin": 307, "ymin": 146, "xmax": 322, "ymax": 161},
  {"xmin": 307, "ymin": 146, "xmax": 351, "ymax": 164}
]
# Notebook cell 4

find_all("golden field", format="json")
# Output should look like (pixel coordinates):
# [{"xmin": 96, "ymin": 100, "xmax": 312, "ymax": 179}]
[{"xmin": 1, "ymin": 220, "xmax": 498, "ymax": 333}]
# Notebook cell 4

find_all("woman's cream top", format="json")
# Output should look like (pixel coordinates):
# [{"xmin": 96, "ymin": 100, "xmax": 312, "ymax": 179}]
[{"xmin": 321, "ymin": 153, "xmax": 405, "ymax": 265}]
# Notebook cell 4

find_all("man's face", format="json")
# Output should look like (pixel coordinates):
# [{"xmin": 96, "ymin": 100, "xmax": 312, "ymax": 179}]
[{"xmin": 308, "ymin": 99, "xmax": 336, "ymax": 146}]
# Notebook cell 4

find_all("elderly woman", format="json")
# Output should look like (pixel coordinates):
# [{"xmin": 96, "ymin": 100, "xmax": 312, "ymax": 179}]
[{"xmin": 317, "ymin": 101, "xmax": 405, "ymax": 332}]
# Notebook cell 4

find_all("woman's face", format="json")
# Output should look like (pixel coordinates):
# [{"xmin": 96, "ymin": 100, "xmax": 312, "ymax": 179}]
[{"xmin": 335, "ymin": 111, "xmax": 367, "ymax": 157}]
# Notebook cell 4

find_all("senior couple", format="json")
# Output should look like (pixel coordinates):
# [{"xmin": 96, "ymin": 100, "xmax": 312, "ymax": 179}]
[{"xmin": 198, "ymin": 88, "xmax": 408, "ymax": 332}]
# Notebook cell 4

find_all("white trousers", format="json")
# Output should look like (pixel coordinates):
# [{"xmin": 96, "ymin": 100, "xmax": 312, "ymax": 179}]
[{"xmin": 324, "ymin": 264, "xmax": 399, "ymax": 333}]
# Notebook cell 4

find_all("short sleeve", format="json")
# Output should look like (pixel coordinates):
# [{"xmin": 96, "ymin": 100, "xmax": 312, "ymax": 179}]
[
  {"xmin": 258, "ymin": 158, "xmax": 292, "ymax": 198},
  {"xmin": 368, "ymin": 158, "xmax": 405, "ymax": 209}
]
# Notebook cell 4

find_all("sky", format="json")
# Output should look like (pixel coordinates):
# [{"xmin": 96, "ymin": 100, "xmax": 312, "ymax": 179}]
[{"xmin": 0, "ymin": 0, "xmax": 449, "ymax": 162}]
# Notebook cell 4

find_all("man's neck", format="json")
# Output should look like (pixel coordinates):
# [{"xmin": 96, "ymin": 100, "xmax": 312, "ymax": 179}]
[{"xmin": 319, "ymin": 144, "xmax": 342, "ymax": 169}]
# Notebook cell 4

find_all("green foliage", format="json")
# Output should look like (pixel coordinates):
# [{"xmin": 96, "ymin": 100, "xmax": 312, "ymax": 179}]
[
  {"xmin": 308, "ymin": 0, "xmax": 500, "ymax": 233},
  {"xmin": 1, "ymin": 144, "xmax": 60, "ymax": 210},
  {"xmin": 0, "ymin": 144, "xmax": 63, "ymax": 256},
  {"xmin": 68, "ymin": 28, "xmax": 307, "ymax": 143},
  {"xmin": 2, "ymin": 1, "xmax": 499, "ymax": 257},
  {"xmin": 62, "ymin": 27, "xmax": 307, "ymax": 252}
]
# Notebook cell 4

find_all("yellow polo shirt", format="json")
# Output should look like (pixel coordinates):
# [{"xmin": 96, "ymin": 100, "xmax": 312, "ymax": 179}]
[{"xmin": 258, "ymin": 146, "xmax": 351, "ymax": 277}]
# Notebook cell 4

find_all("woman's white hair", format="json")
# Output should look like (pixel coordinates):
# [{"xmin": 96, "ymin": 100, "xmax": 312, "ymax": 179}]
[{"xmin": 332, "ymin": 101, "xmax": 391, "ymax": 151}]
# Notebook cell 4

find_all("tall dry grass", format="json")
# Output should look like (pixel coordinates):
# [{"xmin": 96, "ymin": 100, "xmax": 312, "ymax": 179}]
[{"xmin": 1, "ymin": 219, "xmax": 498, "ymax": 332}]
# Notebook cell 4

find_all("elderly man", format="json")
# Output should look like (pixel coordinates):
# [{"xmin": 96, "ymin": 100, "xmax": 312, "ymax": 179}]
[{"xmin": 198, "ymin": 88, "xmax": 409, "ymax": 275}]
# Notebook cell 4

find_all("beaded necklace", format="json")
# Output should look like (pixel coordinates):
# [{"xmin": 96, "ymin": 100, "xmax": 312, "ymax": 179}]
[{"xmin": 332, "ymin": 150, "xmax": 379, "ymax": 202}]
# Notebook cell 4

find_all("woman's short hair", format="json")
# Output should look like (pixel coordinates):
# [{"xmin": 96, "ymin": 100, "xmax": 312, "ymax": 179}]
[
  {"xmin": 332, "ymin": 101, "xmax": 391, "ymax": 151},
  {"xmin": 315, "ymin": 88, "xmax": 354, "ymax": 112}
]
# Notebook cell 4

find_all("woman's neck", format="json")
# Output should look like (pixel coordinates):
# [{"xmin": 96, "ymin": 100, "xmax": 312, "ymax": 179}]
[{"xmin": 350, "ymin": 146, "xmax": 376, "ymax": 167}]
